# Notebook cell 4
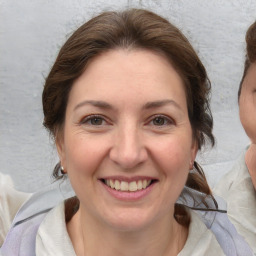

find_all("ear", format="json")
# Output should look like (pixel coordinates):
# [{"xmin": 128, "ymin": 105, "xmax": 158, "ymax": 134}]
[
  {"xmin": 189, "ymin": 140, "xmax": 198, "ymax": 170},
  {"xmin": 55, "ymin": 133, "xmax": 66, "ymax": 170}
]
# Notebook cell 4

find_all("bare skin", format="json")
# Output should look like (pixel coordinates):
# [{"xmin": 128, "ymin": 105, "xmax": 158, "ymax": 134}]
[
  {"xmin": 239, "ymin": 63, "xmax": 256, "ymax": 190},
  {"xmin": 58, "ymin": 49, "xmax": 196, "ymax": 256},
  {"xmin": 67, "ymin": 208, "xmax": 188, "ymax": 256}
]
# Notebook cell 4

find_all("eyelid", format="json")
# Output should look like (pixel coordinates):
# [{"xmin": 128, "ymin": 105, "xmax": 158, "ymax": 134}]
[
  {"xmin": 146, "ymin": 114, "xmax": 175, "ymax": 126},
  {"xmin": 80, "ymin": 114, "xmax": 110, "ymax": 125}
]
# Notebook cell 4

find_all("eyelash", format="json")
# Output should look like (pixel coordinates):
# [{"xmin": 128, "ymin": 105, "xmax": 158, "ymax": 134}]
[
  {"xmin": 80, "ymin": 114, "xmax": 108, "ymax": 126},
  {"xmin": 147, "ymin": 115, "xmax": 175, "ymax": 127},
  {"xmin": 79, "ymin": 114, "xmax": 175, "ymax": 128}
]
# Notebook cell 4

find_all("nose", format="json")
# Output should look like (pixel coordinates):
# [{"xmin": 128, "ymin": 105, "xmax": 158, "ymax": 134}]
[{"xmin": 109, "ymin": 125, "xmax": 148, "ymax": 170}]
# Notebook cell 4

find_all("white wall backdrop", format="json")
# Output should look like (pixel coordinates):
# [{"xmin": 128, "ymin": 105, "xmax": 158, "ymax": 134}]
[{"xmin": 0, "ymin": 0, "xmax": 255, "ymax": 192}]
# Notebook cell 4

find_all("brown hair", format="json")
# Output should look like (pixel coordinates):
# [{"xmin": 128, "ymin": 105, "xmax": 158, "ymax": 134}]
[
  {"xmin": 238, "ymin": 21, "xmax": 256, "ymax": 99},
  {"xmin": 42, "ymin": 9, "xmax": 215, "ymax": 226}
]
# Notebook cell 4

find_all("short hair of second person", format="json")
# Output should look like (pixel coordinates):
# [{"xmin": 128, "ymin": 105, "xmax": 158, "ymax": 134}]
[{"xmin": 238, "ymin": 21, "xmax": 256, "ymax": 99}]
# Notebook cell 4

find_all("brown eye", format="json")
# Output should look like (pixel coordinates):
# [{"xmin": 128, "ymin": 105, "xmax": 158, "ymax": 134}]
[
  {"xmin": 90, "ymin": 117, "xmax": 103, "ymax": 125},
  {"xmin": 81, "ymin": 115, "xmax": 106, "ymax": 126},
  {"xmin": 152, "ymin": 117, "xmax": 166, "ymax": 126},
  {"xmin": 148, "ymin": 115, "xmax": 175, "ymax": 127}
]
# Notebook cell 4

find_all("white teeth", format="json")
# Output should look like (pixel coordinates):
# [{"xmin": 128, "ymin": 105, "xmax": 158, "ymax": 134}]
[
  {"xmin": 105, "ymin": 179, "xmax": 152, "ymax": 191},
  {"xmin": 120, "ymin": 181, "xmax": 129, "ymax": 191},
  {"xmin": 137, "ymin": 180, "xmax": 142, "ymax": 190},
  {"xmin": 142, "ymin": 180, "xmax": 147, "ymax": 189},
  {"xmin": 129, "ymin": 181, "xmax": 137, "ymax": 192},
  {"xmin": 110, "ymin": 179, "xmax": 115, "ymax": 189},
  {"xmin": 115, "ymin": 180, "xmax": 121, "ymax": 190}
]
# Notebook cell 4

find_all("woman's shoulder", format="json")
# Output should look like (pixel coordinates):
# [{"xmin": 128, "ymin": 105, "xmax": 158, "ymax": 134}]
[
  {"xmin": 0, "ymin": 173, "xmax": 31, "ymax": 246},
  {"xmin": 36, "ymin": 201, "xmax": 76, "ymax": 255},
  {"xmin": 178, "ymin": 210, "xmax": 225, "ymax": 256},
  {"xmin": 179, "ymin": 203, "xmax": 255, "ymax": 256}
]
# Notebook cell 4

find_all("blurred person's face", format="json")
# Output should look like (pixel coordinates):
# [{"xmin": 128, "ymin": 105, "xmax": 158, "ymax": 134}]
[
  {"xmin": 57, "ymin": 49, "xmax": 197, "ymax": 231},
  {"xmin": 239, "ymin": 62, "xmax": 256, "ymax": 144}
]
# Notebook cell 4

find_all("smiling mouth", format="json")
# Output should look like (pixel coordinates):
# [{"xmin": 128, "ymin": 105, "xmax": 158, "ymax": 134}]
[{"xmin": 101, "ymin": 179, "xmax": 157, "ymax": 192}]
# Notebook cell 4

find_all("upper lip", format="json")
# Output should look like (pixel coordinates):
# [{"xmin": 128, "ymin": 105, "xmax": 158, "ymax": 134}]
[{"xmin": 99, "ymin": 176, "xmax": 158, "ymax": 182}]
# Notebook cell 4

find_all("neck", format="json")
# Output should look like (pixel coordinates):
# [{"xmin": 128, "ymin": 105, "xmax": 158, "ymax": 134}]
[
  {"xmin": 245, "ymin": 143, "xmax": 256, "ymax": 190},
  {"xmin": 67, "ymin": 206, "xmax": 188, "ymax": 256}
]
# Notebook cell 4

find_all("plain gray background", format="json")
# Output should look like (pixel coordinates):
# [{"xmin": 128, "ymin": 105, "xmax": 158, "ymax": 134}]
[{"xmin": 0, "ymin": 0, "xmax": 254, "ymax": 192}]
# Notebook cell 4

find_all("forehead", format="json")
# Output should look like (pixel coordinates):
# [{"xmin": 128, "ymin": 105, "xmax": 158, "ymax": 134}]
[{"xmin": 67, "ymin": 49, "xmax": 187, "ymax": 110}]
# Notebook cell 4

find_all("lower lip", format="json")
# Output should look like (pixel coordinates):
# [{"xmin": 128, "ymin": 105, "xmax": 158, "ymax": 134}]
[{"xmin": 101, "ymin": 181, "xmax": 156, "ymax": 201}]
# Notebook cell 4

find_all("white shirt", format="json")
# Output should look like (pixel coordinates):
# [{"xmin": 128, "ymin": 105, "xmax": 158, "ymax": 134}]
[
  {"xmin": 0, "ymin": 173, "xmax": 225, "ymax": 255},
  {"xmin": 36, "ymin": 202, "xmax": 224, "ymax": 256},
  {"xmin": 214, "ymin": 148, "xmax": 256, "ymax": 254},
  {"xmin": 0, "ymin": 173, "xmax": 31, "ymax": 246}
]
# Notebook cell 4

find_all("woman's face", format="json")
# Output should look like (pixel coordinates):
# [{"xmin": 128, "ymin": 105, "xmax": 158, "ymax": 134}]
[
  {"xmin": 57, "ymin": 49, "xmax": 197, "ymax": 231},
  {"xmin": 239, "ymin": 62, "xmax": 256, "ymax": 144}
]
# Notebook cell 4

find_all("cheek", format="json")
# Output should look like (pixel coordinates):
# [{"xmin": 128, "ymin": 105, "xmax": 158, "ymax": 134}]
[
  {"xmin": 63, "ymin": 135, "xmax": 109, "ymax": 200},
  {"xmin": 64, "ymin": 135, "xmax": 105, "ymax": 176},
  {"xmin": 152, "ymin": 136, "xmax": 192, "ymax": 175},
  {"xmin": 240, "ymin": 96, "xmax": 256, "ymax": 141},
  {"xmin": 152, "ymin": 138, "xmax": 191, "ymax": 205}
]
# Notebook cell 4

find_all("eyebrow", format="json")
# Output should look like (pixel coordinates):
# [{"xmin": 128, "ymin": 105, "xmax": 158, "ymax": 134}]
[
  {"xmin": 143, "ymin": 99, "xmax": 182, "ymax": 110},
  {"xmin": 74, "ymin": 100, "xmax": 113, "ymax": 111},
  {"xmin": 74, "ymin": 99, "xmax": 182, "ymax": 111}
]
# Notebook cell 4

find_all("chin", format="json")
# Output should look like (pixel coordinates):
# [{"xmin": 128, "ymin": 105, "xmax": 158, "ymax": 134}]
[{"xmin": 104, "ymin": 209, "xmax": 156, "ymax": 232}]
